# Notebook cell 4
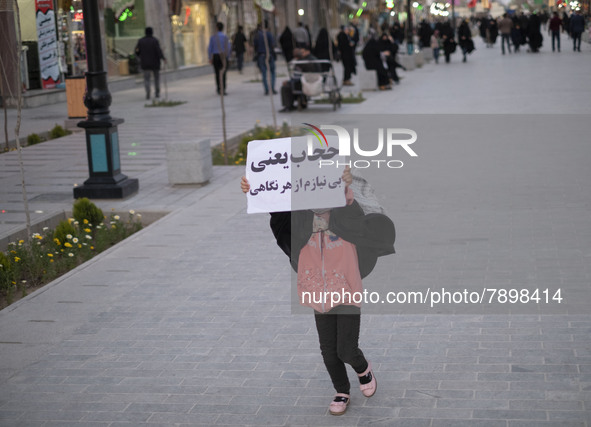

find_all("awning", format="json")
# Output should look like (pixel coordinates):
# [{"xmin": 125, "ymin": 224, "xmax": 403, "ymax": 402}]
[
  {"xmin": 112, "ymin": 0, "xmax": 136, "ymax": 19},
  {"xmin": 254, "ymin": 0, "xmax": 275, "ymax": 12}
]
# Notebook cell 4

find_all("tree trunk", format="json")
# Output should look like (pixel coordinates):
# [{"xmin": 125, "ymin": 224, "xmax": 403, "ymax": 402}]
[{"xmin": 13, "ymin": 0, "xmax": 32, "ymax": 240}]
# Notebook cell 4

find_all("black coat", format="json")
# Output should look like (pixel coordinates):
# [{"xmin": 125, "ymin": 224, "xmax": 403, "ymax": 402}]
[
  {"xmin": 233, "ymin": 31, "xmax": 247, "ymax": 54},
  {"xmin": 337, "ymin": 30, "xmax": 356, "ymax": 72},
  {"xmin": 279, "ymin": 27, "xmax": 295, "ymax": 62},
  {"xmin": 135, "ymin": 36, "xmax": 165, "ymax": 70},
  {"xmin": 313, "ymin": 28, "xmax": 335, "ymax": 60},
  {"xmin": 362, "ymin": 38, "xmax": 383, "ymax": 71},
  {"xmin": 418, "ymin": 22, "xmax": 433, "ymax": 48},
  {"xmin": 528, "ymin": 15, "xmax": 543, "ymax": 50},
  {"xmin": 458, "ymin": 22, "xmax": 473, "ymax": 51},
  {"xmin": 269, "ymin": 201, "xmax": 395, "ymax": 278}
]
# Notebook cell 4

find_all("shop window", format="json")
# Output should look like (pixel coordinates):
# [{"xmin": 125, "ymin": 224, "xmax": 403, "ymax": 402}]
[
  {"xmin": 171, "ymin": 0, "xmax": 212, "ymax": 67},
  {"xmin": 105, "ymin": 0, "xmax": 146, "ymax": 60}
]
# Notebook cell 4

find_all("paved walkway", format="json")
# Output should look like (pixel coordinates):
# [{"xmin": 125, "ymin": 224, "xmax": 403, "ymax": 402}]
[{"xmin": 0, "ymin": 37, "xmax": 590, "ymax": 426}]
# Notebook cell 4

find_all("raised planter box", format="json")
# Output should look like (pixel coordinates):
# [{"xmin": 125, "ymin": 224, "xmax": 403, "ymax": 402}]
[
  {"xmin": 398, "ymin": 54, "xmax": 415, "ymax": 71},
  {"xmin": 359, "ymin": 67, "xmax": 378, "ymax": 91},
  {"xmin": 414, "ymin": 50, "xmax": 424, "ymax": 68},
  {"xmin": 166, "ymin": 139, "xmax": 212, "ymax": 185}
]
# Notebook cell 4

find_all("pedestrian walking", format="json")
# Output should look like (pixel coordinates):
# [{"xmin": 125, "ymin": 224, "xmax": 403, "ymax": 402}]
[
  {"xmin": 488, "ymin": 17, "xmax": 499, "ymax": 47},
  {"xmin": 479, "ymin": 17, "xmax": 489, "ymax": 46},
  {"xmin": 418, "ymin": 20, "xmax": 433, "ymax": 49},
  {"xmin": 570, "ymin": 10, "xmax": 585, "ymax": 52},
  {"xmin": 253, "ymin": 22, "xmax": 277, "ymax": 95},
  {"xmin": 518, "ymin": 13, "xmax": 529, "ymax": 47},
  {"xmin": 240, "ymin": 168, "xmax": 395, "ymax": 416},
  {"xmin": 499, "ymin": 13, "xmax": 513, "ymax": 54},
  {"xmin": 135, "ymin": 27, "xmax": 166, "ymax": 100},
  {"xmin": 527, "ymin": 13, "xmax": 543, "ymax": 53},
  {"xmin": 441, "ymin": 22, "xmax": 456, "ymax": 63},
  {"xmin": 548, "ymin": 12, "xmax": 562, "ymax": 52},
  {"xmin": 458, "ymin": 19, "xmax": 474, "ymax": 62},
  {"xmin": 293, "ymin": 22, "xmax": 310, "ymax": 48},
  {"xmin": 431, "ymin": 30, "xmax": 441, "ymax": 63},
  {"xmin": 511, "ymin": 23, "xmax": 523, "ymax": 52},
  {"xmin": 337, "ymin": 25, "xmax": 356, "ymax": 86},
  {"xmin": 208, "ymin": 22, "xmax": 231, "ymax": 95},
  {"xmin": 279, "ymin": 26, "xmax": 295, "ymax": 62},
  {"xmin": 232, "ymin": 25, "xmax": 247, "ymax": 73}
]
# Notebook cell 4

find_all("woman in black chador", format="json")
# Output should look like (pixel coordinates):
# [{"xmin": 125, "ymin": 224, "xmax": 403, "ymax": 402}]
[
  {"xmin": 362, "ymin": 30, "xmax": 391, "ymax": 90},
  {"xmin": 337, "ymin": 25, "xmax": 356, "ymax": 86},
  {"xmin": 457, "ymin": 19, "xmax": 474, "ymax": 63},
  {"xmin": 279, "ymin": 26, "xmax": 295, "ymax": 62},
  {"xmin": 313, "ymin": 28, "xmax": 334, "ymax": 60},
  {"xmin": 527, "ymin": 13, "xmax": 543, "ymax": 53}
]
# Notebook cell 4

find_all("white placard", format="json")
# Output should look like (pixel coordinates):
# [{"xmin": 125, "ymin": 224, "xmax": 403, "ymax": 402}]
[
  {"xmin": 35, "ymin": 1, "xmax": 61, "ymax": 89},
  {"xmin": 246, "ymin": 136, "xmax": 347, "ymax": 214}
]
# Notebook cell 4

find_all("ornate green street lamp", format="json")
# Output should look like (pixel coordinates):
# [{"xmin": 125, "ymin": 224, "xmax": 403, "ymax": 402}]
[{"xmin": 74, "ymin": 0, "xmax": 138, "ymax": 199}]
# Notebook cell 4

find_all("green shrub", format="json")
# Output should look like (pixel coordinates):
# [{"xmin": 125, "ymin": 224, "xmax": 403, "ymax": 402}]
[
  {"xmin": 53, "ymin": 220, "xmax": 77, "ymax": 245},
  {"xmin": 27, "ymin": 133, "xmax": 42, "ymax": 145},
  {"xmin": 49, "ymin": 124, "xmax": 70, "ymax": 139},
  {"xmin": 212, "ymin": 122, "xmax": 295, "ymax": 166},
  {"xmin": 1, "ymin": 207, "xmax": 143, "ymax": 308},
  {"xmin": 72, "ymin": 198, "xmax": 104, "ymax": 226}
]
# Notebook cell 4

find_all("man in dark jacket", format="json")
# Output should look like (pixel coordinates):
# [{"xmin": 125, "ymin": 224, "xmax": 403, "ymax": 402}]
[
  {"xmin": 135, "ymin": 27, "xmax": 165, "ymax": 100},
  {"xmin": 570, "ymin": 10, "xmax": 585, "ymax": 52},
  {"xmin": 548, "ymin": 12, "xmax": 562, "ymax": 52},
  {"xmin": 253, "ymin": 22, "xmax": 277, "ymax": 95},
  {"xmin": 232, "ymin": 25, "xmax": 247, "ymax": 73}
]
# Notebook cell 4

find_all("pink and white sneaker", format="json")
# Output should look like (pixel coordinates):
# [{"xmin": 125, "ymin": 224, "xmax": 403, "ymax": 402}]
[
  {"xmin": 358, "ymin": 362, "xmax": 377, "ymax": 397},
  {"xmin": 329, "ymin": 393, "xmax": 350, "ymax": 415}
]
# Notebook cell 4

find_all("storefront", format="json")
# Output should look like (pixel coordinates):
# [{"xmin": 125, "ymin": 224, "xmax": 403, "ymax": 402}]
[
  {"xmin": 171, "ymin": 0, "xmax": 213, "ymax": 67},
  {"xmin": 56, "ymin": 0, "xmax": 86, "ymax": 76}
]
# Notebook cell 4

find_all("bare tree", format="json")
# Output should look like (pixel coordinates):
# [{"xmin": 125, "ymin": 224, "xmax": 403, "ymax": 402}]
[
  {"xmin": 11, "ymin": 0, "xmax": 31, "ymax": 239},
  {"xmin": 259, "ymin": 18, "xmax": 278, "ymax": 130}
]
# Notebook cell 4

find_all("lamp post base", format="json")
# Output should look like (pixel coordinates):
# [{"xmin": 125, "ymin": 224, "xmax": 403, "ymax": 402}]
[{"xmin": 74, "ymin": 177, "xmax": 139, "ymax": 199}]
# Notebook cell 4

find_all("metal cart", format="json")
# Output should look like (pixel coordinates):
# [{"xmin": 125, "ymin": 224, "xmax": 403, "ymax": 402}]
[{"xmin": 287, "ymin": 59, "xmax": 342, "ymax": 111}]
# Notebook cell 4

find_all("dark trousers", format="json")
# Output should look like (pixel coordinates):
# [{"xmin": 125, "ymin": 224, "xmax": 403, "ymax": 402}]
[
  {"xmin": 281, "ymin": 79, "xmax": 304, "ymax": 109},
  {"xmin": 212, "ymin": 54, "xmax": 227, "ymax": 94},
  {"xmin": 552, "ymin": 31, "xmax": 560, "ymax": 51},
  {"xmin": 142, "ymin": 69, "xmax": 160, "ymax": 99},
  {"xmin": 501, "ymin": 34, "xmax": 511, "ymax": 54},
  {"xmin": 343, "ymin": 64, "xmax": 353, "ymax": 82},
  {"xmin": 257, "ymin": 54, "xmax": 276, "ymax": 94},
  {"xmin": 572, "ymin": 31, "xmax": 582, "ymax": 51},
  {"xmin": 236, "ymin": 52, "xmax": 244, "ymax": 71},
  {"xmin": 386, "ymin": 57, "xmax": 400, "ymax": 82},
  {"xmin": 314, "ymin": 306, "xmax": 368, "ymax": 394}
]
